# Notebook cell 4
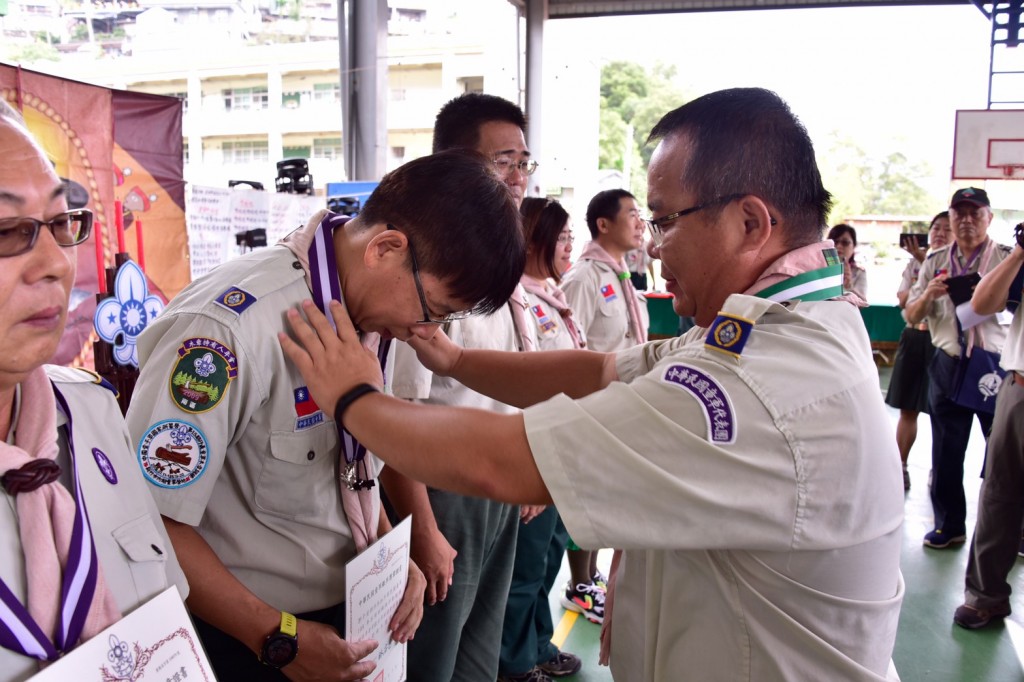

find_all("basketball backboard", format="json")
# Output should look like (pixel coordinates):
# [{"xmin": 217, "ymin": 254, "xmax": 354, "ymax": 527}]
[{"xmin": 953, "ymin": 109, "xmax": 1024, "ymax": 180}]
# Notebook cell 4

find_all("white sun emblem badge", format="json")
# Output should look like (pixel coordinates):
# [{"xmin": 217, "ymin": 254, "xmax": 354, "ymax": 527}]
[{"xmin": 94, "ymin": 261, "xmax": 165, "ymax": 367}]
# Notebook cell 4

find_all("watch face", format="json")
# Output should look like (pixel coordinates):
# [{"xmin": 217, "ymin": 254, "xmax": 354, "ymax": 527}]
[{"xmin": 262, "ymin": 634, "xmax": 298, "ymax": 667}]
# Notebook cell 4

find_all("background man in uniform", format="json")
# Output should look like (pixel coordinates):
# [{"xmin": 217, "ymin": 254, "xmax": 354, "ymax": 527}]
[
  {"xmin": 281, "ymin": 87, "xmax": 905, "ymax": 682},
  {"xmin": 125, "ymin": 151, "xmax": 524, "ymax": 681},
  {"xmin": 954, "ymin": 225, "xmax": 1024, "ymax": 629},
  {"xmin": 382, "ymin": 93, "xmax": 558, "ymax": 682},
  {"xmin": 563, "ymin": 189, "xmax": 650, "ymax": 354},
  {"xmin": 905, "ymin": 187, "xmax": 1014, "ymax": 550}
]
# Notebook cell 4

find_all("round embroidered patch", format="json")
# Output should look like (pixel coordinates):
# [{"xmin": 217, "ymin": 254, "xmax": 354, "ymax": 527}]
[
  {"xmin": 713, "ymin": 319, "xmax": 742, "ymax": 348},
  {"xmin": 138, "ymin": 420, "xmax": 210, "ymax": 489},
  {"xmin": 168, "ymin": 338, "xmax": 238, "ymax": 414},
  {"xmin": 92, "ymin": 448, "xmax": 118, "ymax": 485}
]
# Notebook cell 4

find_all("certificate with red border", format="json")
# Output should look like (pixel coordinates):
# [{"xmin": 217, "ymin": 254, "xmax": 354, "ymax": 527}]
[{"xmin": 31, "ymin": 587, "xmax": 213, "ymax": 681}]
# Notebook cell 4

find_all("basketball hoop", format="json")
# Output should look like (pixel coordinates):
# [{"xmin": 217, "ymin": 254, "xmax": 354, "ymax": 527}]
[{"xmin": 1002, "ymin": 164, "xmax": 1024, "ymax": 179}]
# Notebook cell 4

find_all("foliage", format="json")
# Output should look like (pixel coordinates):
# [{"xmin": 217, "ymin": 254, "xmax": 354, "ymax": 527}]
[
  {"xmin": 818, "ymin": 131, "xmax": 938, "ymax": 223},
  {"xmin": 598, "ymin": 61, "xmax": 690, "ymax": 202},
  {"xmin": 3, "ymin": 42, "xmax": 60, "ymax": 63}
]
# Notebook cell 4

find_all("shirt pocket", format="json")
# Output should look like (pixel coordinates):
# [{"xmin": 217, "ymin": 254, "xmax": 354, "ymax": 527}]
[
  {"xmin": 255, "ymin": 423, "xmax": 339, "ymax": 518},
  {"xmin": 112, "ymin": 515, "xmax": 171, "ymax": 603}
]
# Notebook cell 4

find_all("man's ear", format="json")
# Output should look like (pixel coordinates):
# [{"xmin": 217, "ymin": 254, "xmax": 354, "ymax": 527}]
[
  {"xmin": 735, "ymin": 195, "xmax": 775, "ymax": 254},
  {"xmin": 364, "ymin": 226, "xmax": 407, "ymax": 268},
  {"xmin": 596, "ymin": 216, "xmax": 611, "ymax": 235}
]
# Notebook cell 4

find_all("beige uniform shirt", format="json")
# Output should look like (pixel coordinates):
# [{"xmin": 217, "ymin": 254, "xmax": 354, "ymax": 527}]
[
  {"xmin": 522, "ymin": 286, "xmax": 579, "ymax": 352},
  {"xmin": 561, "ymin": 259, "xmax": 649, "ymax": 352},
  {"xmin": 908, "ymin": 240, "xmax": 1013, "ymax": 357},
  {"xmin": 524, "ymin": 295, "xmax": 904, "ymax": 681},
  {"xmin": 1002, "ymin": 306, "xmax": 1024, "ymax": 373},
  {"xmin": 126, "ymin": 235, "xmax": 367, "ymax": 613},
  {"xmin": 2, "ymin": 367, "xmax": 188, "ymax": 681}
]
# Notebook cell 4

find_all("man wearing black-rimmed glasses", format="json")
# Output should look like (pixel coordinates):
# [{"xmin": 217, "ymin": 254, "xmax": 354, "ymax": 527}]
[
  {"xmin": 282, "ymin": 88, "xmax": 906, "ymax": 681},
  {"xmin": 125, "ymin": 150, "xmax": 524, "ymax": 682},
  {"xmin": 383, "ymin": 93, "xmax": 559, "ymax": 682}
]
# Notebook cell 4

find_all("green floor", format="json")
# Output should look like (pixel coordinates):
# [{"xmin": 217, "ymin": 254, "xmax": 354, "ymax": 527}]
[{"xmin": 542, "ymin": 366, "xmax": 1024, "ymax": 681}]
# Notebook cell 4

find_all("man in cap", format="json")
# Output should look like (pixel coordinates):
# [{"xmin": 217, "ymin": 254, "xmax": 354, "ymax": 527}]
[{"xmin": 906, "ymin": 187, "xmax": 1015, "ymax": 550}]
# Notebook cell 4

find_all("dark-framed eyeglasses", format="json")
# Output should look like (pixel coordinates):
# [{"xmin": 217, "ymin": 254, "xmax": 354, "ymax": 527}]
[
  {"xmin": 387, "ymin": 224, "xmax": 478, "ymax": 325},
  {"xmin": 492, "ymin": 157, "xmax": 539, "ymax": 178},
  {"xmin": 0, "ymin": 209, "xmax": 93, "ymax": 258},
  {"xmin": 644, "ymin": 194, "xmax": 776, "ymax": 246}
]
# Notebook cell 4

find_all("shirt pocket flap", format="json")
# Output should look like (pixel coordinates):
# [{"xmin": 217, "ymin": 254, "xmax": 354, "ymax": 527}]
[
  {"xmin": 112, "ymin": 515, "xmax": 170, "ymax": 564},
  {"xmin": 269, "ymin": 424, "xmax": 339, "ymax": 465}
]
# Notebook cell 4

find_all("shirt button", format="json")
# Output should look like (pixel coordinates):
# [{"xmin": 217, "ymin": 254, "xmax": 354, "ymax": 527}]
[
  {"xmin": 307, "ymin": 451, "xmax": 315, "ymax": 461},
  {"xmin": 292, "ymin": 261, "xmax": 303, "ymax": 270}
]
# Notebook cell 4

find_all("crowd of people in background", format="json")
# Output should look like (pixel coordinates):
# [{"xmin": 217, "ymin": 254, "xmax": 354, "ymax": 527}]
[{"xmin": 3, "ymin": 78, "xmax": 1024, "ymax": 682}]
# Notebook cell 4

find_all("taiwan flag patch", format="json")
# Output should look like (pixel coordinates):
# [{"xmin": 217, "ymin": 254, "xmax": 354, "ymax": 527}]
[
  {"xmin": 294, "ymin": 386, "xmax": 324, "ymax": 430},
  {"xmin": 600, "ymin": 284, "xmax": 618, "ymax": 302}
]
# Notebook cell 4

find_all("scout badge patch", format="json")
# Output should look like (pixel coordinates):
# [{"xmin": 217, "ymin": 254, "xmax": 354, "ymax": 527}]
[
  {"xmin": 138, "ymin": 420, "xmax": 210, "ymax": 489},
  {"xmin": 600, "ymin": 283, "xmax": 618, "ymax": 303},
  {"xmin": 214, "ymin": 286, "xmax": 257, "ymax": 315},
  {"xmin": 169, "ymin": 338, "xmax": 238, "ymax": 414},
  {"xmin": 531, "ymin": 304, "xmax": 559, "ymax": 338},
  {"xmin": 661, "ymin": 364, "xmax": 737, "ymax": 445},
  {"xmin": 704, "ymin": 313, "xmax": 755, "ymax": 359},
  {"xmin": 294, "ymin": 386, "xmax": 325, "ymax": 430}
]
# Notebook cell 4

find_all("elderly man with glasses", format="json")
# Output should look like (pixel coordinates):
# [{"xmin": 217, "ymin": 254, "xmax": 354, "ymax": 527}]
[
  {"xmin": 124, "ymin": 150, "xmax": 524, "ymax": 682},
  {"xmin": 281, "ymin": 88, "xmax": 906, "ymax": 682},
  {"xmin": 905, "ymin": 187, "xmax": 1015, "ymax": 552}
]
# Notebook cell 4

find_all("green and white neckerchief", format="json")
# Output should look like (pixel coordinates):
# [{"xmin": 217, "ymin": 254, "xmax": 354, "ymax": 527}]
[{"xmin": 753, "ymin": 248, "xmax": 844, "ymax": 303}]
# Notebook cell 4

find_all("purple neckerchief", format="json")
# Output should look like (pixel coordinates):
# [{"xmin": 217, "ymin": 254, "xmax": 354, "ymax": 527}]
[
  {"xmin": 949, "ymin": 238, "xmax": 991, "ymax": 278},
  {"xmin": 302, "ymin": 212, "xmax": 387, "ymax": 551},
  {"xmin": 0, "ymin": 385, "xmax": 100, "ymax": 661}
]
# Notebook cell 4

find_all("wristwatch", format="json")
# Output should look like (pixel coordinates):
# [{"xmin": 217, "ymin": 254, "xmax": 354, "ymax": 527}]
[{"xmin": 259, "ymin": 611, "xmax": 298, "ymax": 668}]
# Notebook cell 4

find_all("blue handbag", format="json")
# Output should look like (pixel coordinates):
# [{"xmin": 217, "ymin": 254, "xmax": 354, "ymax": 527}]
[{"xmin": 951, "ymin": 345, "xmax": 1005, "ymax": 415}]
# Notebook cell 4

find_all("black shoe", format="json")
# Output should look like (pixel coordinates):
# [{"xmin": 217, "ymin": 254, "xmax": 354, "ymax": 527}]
[
  {"xmin": 538, "ymin": 650, "xmax": 581, "ymax": 677},
  {"xmin": 953, "ymin": 603, "xmax": 1011, "ymax": 629}
]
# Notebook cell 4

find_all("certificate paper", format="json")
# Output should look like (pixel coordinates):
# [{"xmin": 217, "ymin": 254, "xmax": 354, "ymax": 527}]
[
  {"xmin": 346, "ymin": 515, "xmax": 412, "ymax": 682},
  {"xmin": 31, "ymin": 587, "xmax": 213, "ymax": 681}
]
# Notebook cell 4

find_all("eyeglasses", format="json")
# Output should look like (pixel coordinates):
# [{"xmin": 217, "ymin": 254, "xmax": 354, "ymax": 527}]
[
  {"xmin": 645, "ymin": 194, "xmax": 776, "ymax": 246},
  {"xmin": 388, "ymin": 224, "xmax": 478, "ymax": 325},
  {"xmin": 492, "ymin": 157, "xmax": 539, "ymax": 178},
  {"xmin": 0, "ymin": 209, "xmax": 93, "ymax": 258},
  {"xmin": 556, "ymin": 233, "xmax": 574, "ymax": 245}
]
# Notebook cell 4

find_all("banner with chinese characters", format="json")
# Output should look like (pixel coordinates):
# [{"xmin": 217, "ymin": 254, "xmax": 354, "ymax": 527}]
[{"xmin": 186, "ymin": 185, "xmax": 324, "ymax": 280}]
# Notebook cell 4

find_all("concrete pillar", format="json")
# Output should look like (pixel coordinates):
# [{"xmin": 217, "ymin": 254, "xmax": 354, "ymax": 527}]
[{"xmin": 525, "ymin": 0, "xmax": 547, "ymax": 197}]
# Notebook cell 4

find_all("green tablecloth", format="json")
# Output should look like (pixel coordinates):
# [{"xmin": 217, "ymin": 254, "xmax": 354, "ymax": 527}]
[
  {"xmin": 859, "ymin": 305, "xmax": 905, "ymax": 344},
  {"xmin": 645, "ymin": 293, "xmax": 680, "ymax": 337}
]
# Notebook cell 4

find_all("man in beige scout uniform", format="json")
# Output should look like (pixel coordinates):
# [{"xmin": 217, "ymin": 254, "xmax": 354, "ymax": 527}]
[
  {"xmin": 954, "ymin": 225, "xmax": 1024, "ymax": 629},
  {"xmin": 384, "ymin": 93, "xmax": 543, "ymax": 682},
  {"xmin": 281, "ymin": 88, "xmax": 906, "ymax": 682},
  {"xmin": 562, "ymin": 189, "xmax": 649, "ymax": 353},
  {"xmin": 125, "ymin": 151, "xmax": 524, "ymax": 681},
  {"xmin": 905, "ymin": 187, "xmax": 1014, "ymax": 550}
]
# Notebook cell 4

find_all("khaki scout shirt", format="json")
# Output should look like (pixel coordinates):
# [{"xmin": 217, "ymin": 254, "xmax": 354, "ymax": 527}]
[
  {"xmin": 524, "ymin": 295, "xmax": 904, "ymax": 681},
  {"xmin": 2, "ymin": 367, "xmax": 188, "ymax": 682},
  {"xmin": 561, "ymin": 258, "xmax": 649, "ymax": 353},
  {"xmin": 1002, "ymin": 306, "xmax": 1024, "ymax": 373},
  {"xmin": 523, "ymin": 287, "xmax": 578, "ymax": 352},
  {"xmin": 908, "ymin": 240, "xmax": 1013, "ymax": 357},
  {"xmin": 126, "ymin": 220, "xmax": 367, "ymax": 613}
]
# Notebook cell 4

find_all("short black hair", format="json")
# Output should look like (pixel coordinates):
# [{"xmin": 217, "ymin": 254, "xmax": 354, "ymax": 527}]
[
  {"xmin": 930, "ymin": 211, "xmax": 949, "ymax": 229},
  {"xmin": 358, "ymin": 150, "xmax": 524, "ymax": 314},
  {"xmin": 647, "ymin": 88, "xmax": 832, "ymax": 247},
  {"xmin": 433, "ymin": 93, "xmax": 527, "ymax": 153},
  {"xmin": 585, "ymin": 189, "xmax": 635, "ymax": 240},
  {"xmin": 827, "ymin": 223, "xmax": 856, "ymax": 245},
  {"xmin": 521, "ymin": 197, "xmax": 570, "ymax": 282}
]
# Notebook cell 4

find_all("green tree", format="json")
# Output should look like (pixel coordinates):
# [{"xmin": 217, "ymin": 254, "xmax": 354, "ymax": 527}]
[{"xmin": 599, "ymin": 61, "xmax": 690, "ymax": 203}]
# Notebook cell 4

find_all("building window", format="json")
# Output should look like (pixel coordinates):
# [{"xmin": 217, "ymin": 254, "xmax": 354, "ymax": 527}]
[
  {"xmin": 222, "ymin": 139, "xmax": 269, "ymax": 164},
  {"xmin": 458, "ymin": 77, "xmax": 484, "ymax": 95},
  {"xmin": 283, "ymin": 145, "xmax": 311, "ymax": 159},
  {"xmin": 223, "ymin": 87, "xmax": 269, "ymax": 112},
  {"xmin": 313, "ymin": 83, "xmax": 340, "ymax": 104},
  {"xmin": 312, "ymin": 137, "xmax": 343, "ymax": 161},
  {"xmin": 394, "ymin": 8, "xmax": 425, "ymax": 23},
  {"xmin": 282, "ymin": 91, "xmax": 302, "ymax": 109},
  {"xmin": 389, "ymin": 146, "xmax": 406, "ymax": 164}
]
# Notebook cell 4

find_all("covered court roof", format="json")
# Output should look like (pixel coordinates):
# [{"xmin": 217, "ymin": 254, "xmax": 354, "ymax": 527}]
[{"xmin": 540, "ymin": 0, "xmax": 967, "ymax": 19}]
